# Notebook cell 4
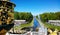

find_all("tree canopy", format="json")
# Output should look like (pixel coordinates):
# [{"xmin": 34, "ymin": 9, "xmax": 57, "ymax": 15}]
[
  {"xmin": 14, "ymin": 11, "xmax": 33, "ymax": 22},
  {"xmin": 39, "ymin": 12, "xmax": 60, "ymax": 22}
]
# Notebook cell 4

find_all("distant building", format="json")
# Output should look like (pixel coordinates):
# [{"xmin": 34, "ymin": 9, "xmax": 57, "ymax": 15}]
[
  {"xmin": 14, "ymin": 20, "xmax": 27, "ymax": 26},
  {"xmin": 48, "ymin": 20, "xmax": 60, "ymax": 26}
]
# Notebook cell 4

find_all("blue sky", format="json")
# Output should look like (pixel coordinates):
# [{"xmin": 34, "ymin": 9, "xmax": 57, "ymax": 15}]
[{"xmin": 11, "ymin": 0, "xmax": 60, "ymax": 16}]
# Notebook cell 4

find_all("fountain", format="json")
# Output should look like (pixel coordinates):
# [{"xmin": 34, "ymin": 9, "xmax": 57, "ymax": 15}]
[{"xmin": 0, "ymin": 0, "xmax": 16, "ymax": 35}]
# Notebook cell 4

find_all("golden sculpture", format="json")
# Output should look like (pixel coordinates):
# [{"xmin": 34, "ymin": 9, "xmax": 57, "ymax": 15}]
[{"xmin": 48, "ymin": 28, "xmax": 58, "ymax": 35}]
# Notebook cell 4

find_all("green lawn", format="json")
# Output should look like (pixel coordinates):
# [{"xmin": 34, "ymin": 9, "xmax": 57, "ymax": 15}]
[
  {"xmin": 44, "ymin": 22, "xmax": 60, "ymax": 31},
  {"xmin": 36, "ymin": 18, "xmax": 60, "ymax": 31},
  {"xmin": 20, "ymin": 19, "xmax": 34, "ymax": 29},
  {"xmin": 14, "ymin": 19, "xmax": 34, "ymax": 30}
]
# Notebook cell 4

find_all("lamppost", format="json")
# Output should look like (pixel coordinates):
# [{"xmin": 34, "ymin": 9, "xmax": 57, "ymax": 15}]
[{"xmin": 0, "ymin": 0, "xmax": 16, "ymax": 35}]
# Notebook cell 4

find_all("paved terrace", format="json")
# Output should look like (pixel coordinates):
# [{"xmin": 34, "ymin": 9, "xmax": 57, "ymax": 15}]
[{"xmin": 48, "ymin": 20, "xmax": 60, "ymax": 26}]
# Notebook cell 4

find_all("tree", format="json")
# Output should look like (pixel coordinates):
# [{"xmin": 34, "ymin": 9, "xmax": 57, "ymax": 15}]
[
  {"xmin": 14, "ymin": 12, "xmax": 33, "ymax": 22},
  {"xmin": 14, "ymin": 11, "xmax": 20, "ymax": 20},
  {"xmin": 55, "ymin": 12, "xmax": 60, "ymax": 20},
  {"xmin": 39, "ymin": 12, "xmax": 60, "ymax": 22}
]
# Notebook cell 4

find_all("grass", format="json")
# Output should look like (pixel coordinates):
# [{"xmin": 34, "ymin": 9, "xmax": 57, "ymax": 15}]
[
  {"xmin": 20, "ymin": 19, "xmax": 34, "ymax": 29},
  {"xmin": 14, "ymin": 19, "xmax": 34, "ymax": 30},
  {"xmin": 36, "ymin": 18, "xmax": 60, "ymax": 31},
  {"xmin": 44, "ymin": 22, "xmax": 60, "ymax": 31}
]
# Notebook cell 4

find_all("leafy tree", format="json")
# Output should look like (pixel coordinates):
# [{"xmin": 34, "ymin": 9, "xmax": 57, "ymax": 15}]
[
  {"xmin": 36, "ymin": 15, "xmax": 38, "ymax": 19},
  {"xmin": 55, "ymin": 12, "xmax": 60, "ymax": 20},
  {"xmin": 14, "ymin": 12, "xmax": 20, "ymax": 20},
  {"xmin": 39, "ymin": 12, "xmax": 60, "ymax": 22},
  {"xmin": 14, "ymin": 12, "xmax": 33, "ymax": 22}
]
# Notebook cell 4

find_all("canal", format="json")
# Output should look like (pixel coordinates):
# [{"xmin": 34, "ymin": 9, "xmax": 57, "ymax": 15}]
[
  {"xmin": 33, "ymin": 17, "xmax": 47, "ymax": 35},
  {"xmin": 33, "ymin": 18, "xmax": 40, "ymax": 31}
]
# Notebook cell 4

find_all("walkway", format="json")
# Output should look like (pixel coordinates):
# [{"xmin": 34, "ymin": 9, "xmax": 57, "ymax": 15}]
[{"xmin": 36, "ymin": 18, "xmax": 47, "ymax": 35}]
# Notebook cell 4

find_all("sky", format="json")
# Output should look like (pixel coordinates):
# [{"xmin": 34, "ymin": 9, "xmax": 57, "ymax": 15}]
[{"xmin": 11, "ymin": 0, "xmax": 60, "ymax": 16}]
